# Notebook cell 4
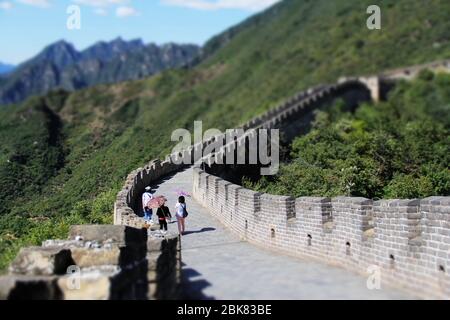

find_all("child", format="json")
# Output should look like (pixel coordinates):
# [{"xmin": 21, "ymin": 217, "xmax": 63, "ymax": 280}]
[
  {"xmin": 142, "ymin": 187, "xmax": 153, "ymax": 222},
  {"xmin": 164, "ymin": 205, "xmax": 173, "ymax": 224},
  {"xmin": 156, "ymin": 203, "xmax": 172, "ymax": 232},
  {"xmin": 175, "ymin": 196, "xmax": 187, "ymax": 235}
]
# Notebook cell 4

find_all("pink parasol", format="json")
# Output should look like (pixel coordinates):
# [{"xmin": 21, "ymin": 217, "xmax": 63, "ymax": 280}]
[
  {"xmin": 146, "ymin": 196, "xmax": 168, "ymax": 209},
  {"xmin": 174, "ymin": 189, "xmax": 191, "ymax": 197}
]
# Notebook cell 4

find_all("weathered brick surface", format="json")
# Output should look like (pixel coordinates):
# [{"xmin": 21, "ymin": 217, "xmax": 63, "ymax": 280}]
[
  {"xmin": 330, "ymin": 197, "xmax": 374, "ymax": 271},
  {"xmin": 9, "ymin": 247, "xmax": 75, "ymax": 276},
  {"xmin": 0, "ymin": 226, "xmax": 181, "ymax": 300},
  {"xmin": 193, "ymin": 168, "xmax": 450, "ymax": 299},
  {"xmin": 420, "ymin": 197, "xmax": 450, "ymax": 298}
]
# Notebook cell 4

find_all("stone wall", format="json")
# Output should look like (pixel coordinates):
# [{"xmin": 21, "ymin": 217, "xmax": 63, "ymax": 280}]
[
  {"xmin": 85, "ymin": 59, "xmax": 450, "ymax": 300},
  {"xmin": 189, "ymin": 60, "xmax": 450, "ymax": 300},
  {"xmin": 115, "ymin": 60, "xmax": 450, "ymax": 202},
  {"xmin": 239, "ymin": 59, "xmax": 450, "ymax": 139},
  {"xmin": 193, "ymin": 167, "xmax": 450, "ymax": 299},
  {"xmin": 106, "ymin": 59, "xmax": 450, "ymax": 300},
  {"xmin": 200, "ymin": 78, "xmax": 374, "ymax": 183},
  {"xmin": 240, "ymin": 80, "xmax": 371, "ymax": 142},
  {"xmin": 203, "ymin": 59, "xmax": 450, "ymax": 183},
  {"xmin": 113, "ymin": 143, "xmax": 214, "ymax": 228},
  {"xmin": 382, "ymin": 59, "xmax": 450, "ymax": 80},
  {"xmin": 113, "ymin": 159, "xmax": 183, "ymax": 228},
  {"xmin": 0, "ymin": 225, "xmax": 181, "ymax": 300}
]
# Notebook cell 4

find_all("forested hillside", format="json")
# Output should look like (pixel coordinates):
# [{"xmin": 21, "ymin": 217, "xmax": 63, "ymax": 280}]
[{"xmin": 244, "ymin": 71, "xmax": 450, "ymax": 199}]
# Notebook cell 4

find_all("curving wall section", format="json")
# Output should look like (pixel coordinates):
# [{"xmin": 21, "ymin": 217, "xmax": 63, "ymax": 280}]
[
  {"xmin": 113, "ymin": 143, "xmax": 211, "ymax": 228},
  {"xmin": 114, "ymin": 159, "xmax": 184, "ymax": 228},
  {"xmin": 113, "ymin": 79, "xmax": 370, "ymax": 227},
  {"xmin": 116, "ymin": 57, "xmax": 450, "ymax": 225}
]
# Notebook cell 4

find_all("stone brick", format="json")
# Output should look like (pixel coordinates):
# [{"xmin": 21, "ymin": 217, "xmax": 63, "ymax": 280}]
[
  {"xmin": 70, "ymin": 247, "xmax": 122, "ymax": 268},
  {"xmin": 69, "ymin": 225, "xmax": 147, "ymax": 245},
  {"xmin": 9, "ymin": 247, "xmax": 75, "ymax": 276},
  {"xmin": 57, "ymin": 268, "xmax": 118, "ymax": 300},
  {"xmin": 0, "ymin": 275, "xmax": 62, "ymax": 300}
]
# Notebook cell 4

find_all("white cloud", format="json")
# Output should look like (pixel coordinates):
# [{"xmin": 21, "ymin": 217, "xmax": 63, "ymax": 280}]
[
  {"xmin": 73, "ymin": 0, "xmax": 139, "ymax": 18},
  {"xmin": 94, "ymin": 7, "xmax": 107, "ymax": 15},
  {"xmin": 73, "ymin": 0, "xmax": 128, "ymax": 7},
  {"xmin": 161, "ymin": 0, "xmax": 281, "ymax": 12},
  {"xmin": 116, "ymin": 5, "xmax": 139, "ymax": 17},
  {"xmin": 0, "ymin": 1, "xmax": 13, "ymax": 10},
  {"xmin": 16, "ymin": 0, "xmax": 50, "ymax": 8}
]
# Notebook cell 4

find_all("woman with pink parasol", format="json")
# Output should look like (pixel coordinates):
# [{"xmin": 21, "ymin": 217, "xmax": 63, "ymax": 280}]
[{"xmin": 174, "ymin": 188, "xmax": 191, "ymax": 198}]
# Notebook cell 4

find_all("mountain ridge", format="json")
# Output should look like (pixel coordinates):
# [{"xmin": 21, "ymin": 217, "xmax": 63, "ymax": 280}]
[
  {"xmin": 0, "ymin": 62, "xmax": 15, "ymax": 75},
  {"xmin": 0, "ymin": 38, "xmax": 200, "ymax": 105}
]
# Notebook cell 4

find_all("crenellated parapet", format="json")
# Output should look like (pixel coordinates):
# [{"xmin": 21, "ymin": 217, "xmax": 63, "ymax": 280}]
[{"xmin": 192, "ymin": 167, "xmax": 450, "ymax": 299}]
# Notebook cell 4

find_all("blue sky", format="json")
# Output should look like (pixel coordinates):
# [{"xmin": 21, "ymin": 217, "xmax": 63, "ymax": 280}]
[{"xmin": 0, "ymin": 0, "xmax": 280, "ymax": 64}]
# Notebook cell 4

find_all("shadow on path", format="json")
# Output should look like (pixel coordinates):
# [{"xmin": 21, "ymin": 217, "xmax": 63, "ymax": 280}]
[
  {"xmin": 180, "ymin": 262, "xmax": 215, "ymax": 300},
  {"xmin": 183, "ymin": 228, "xmax": 216, "ymax": 236}
]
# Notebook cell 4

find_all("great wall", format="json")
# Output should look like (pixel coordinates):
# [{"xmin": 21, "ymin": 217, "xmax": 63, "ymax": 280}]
[{"xmin": 1, "ymin": 59, "xmax": 449, "ymax": 300}]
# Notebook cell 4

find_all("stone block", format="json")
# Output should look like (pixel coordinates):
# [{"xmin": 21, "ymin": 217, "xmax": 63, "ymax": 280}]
[
  {"xmin": 69, "ymin": 225, "xmax": 147, "ymax": 245},
  {"xmin": 0, "ymin": 275, "xmax": 61, "ymax": 300},
  {"xmin": 57, "ymin": 269, "xmax": 118, "ymax": 300},
  {"xmin": 9, "ymin": 247, "xmax": 75, "ymax": 276},
  {"xmin": 70, "ymin": 247, "xmax": 122, "ymax": 268}
]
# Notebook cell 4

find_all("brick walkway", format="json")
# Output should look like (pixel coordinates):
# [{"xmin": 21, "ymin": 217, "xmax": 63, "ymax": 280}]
[{"xmin": 151, "ymin": 168, "xmax": 413, "ymax": 300}]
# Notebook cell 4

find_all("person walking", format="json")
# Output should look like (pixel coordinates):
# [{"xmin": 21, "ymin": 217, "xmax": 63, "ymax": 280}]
[
  {"xmin": 163, "ymin": 202, "xmax": 172, "ymax": 224},
  {"xmin": 142, "ymin": 186, "xmax": 153, "ymax": 223},
  {"xmin": 156, "ymin": 201, "xmax": 172, "ymax": 233},
  {"xmin": 175, "ymin": 196, "xmax": 188, "ymax": 235}
]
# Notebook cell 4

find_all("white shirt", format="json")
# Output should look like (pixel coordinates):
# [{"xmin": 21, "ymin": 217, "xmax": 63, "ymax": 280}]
[
  {"xmin": 175, "ymin": 202, "xmax": 186, "ymax": 218},
  {"xmin": 142, "ymin": 192, "xmax": 153, "ymax": 209}
]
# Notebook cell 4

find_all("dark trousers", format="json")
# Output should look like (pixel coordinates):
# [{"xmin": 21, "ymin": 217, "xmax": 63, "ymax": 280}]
[
  {"xmin": 159, "ymin": 220, "xmax": 168, "ymax": 231},
  {"xmin": 143, "ymin": 208, "xmax": 152, "ymax": 221}
]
